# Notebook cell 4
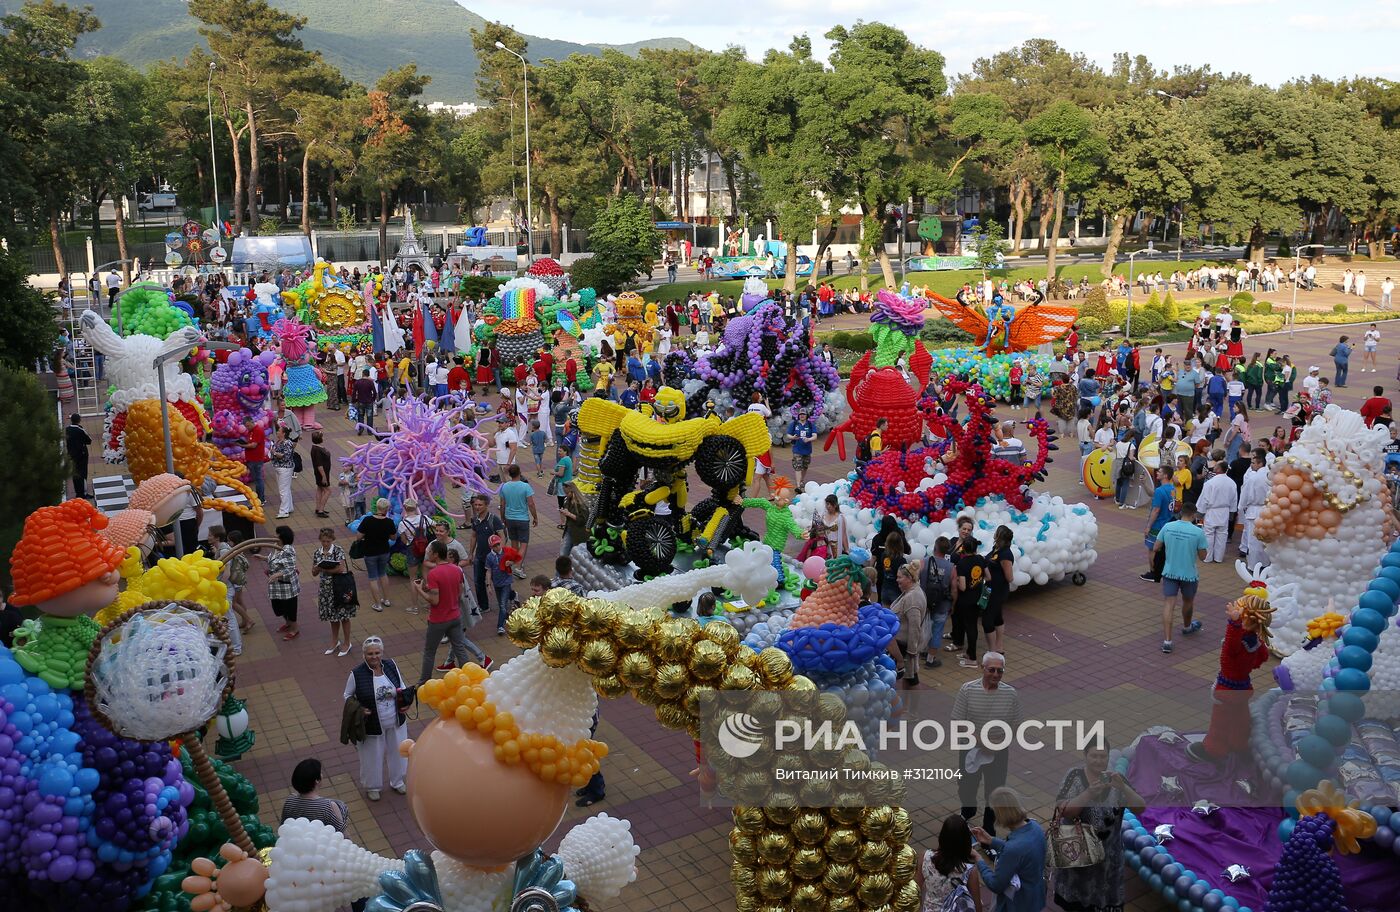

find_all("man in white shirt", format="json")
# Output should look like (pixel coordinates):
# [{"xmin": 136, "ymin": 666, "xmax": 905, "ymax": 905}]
[
  {"xmin": 1216, "ymin": 305, "xmax": 1233, "ymax": 336},
  {"xmin": 330, "ymin": 347, "xmax": 349, "ymax": 409},
  {"xmin": 1196, "ymin": 461, "xmax": 1238, "ymax": 563},
  {"xmin": 1237, "ymin": 451, "xmax": 1270, "ymax": 564},
  {"xmin": 1304, "ymin": 264, "xmax": 1317, "ymax": 290},
  {"xmin": 105, "ymin": 269, "xmax": 121, "ymax": 305},
  {"xmin": 1302, "ymin": 366, "xmax": 1321, "ymax": 399}
]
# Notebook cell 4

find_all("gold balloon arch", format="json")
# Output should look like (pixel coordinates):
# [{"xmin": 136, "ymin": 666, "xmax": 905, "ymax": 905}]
[{"xmin": 490, "ymin": 589, "xmax": 919, "ymax": 912}]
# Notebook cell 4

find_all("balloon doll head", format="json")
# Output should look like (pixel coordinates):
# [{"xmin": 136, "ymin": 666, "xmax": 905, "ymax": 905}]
[
  {"xmin": 771, "ymin": 475, "xmax": 795, "ymax": 507},
  {"xmin": 8, "ymin": 499, "xmax": 126, "ymax": 616},
  {"xmin": 647, "ymin": 385, "xmax": 686, "ymax": 424},
  {"xmin": 408, "ymin": 647, "xmax": 606, "ymax": 867},
  {"xmin": 1228, "ymin": 585, "xmax": 1276, "ymax": 647}
]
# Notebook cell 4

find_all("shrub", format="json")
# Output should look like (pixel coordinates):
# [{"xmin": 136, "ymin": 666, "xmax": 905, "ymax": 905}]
[
  {"xmin": 1254, "ymin": 300, "xmax": 1272, "ymax": 314},
  {"xmin": 1127, "ymin": 308, "xmax": 1165, "ymax": 335},
  {"xmin": 1160, "ymin": 291, "xmax": 1179, "ymax": 323},
  {"xmin": 1333, "ymin": 302, "xmax": 1349, "ymax": 314},
  {"xmin": 1144, "ymin": 290, "xmax": 1162, "ymax": 314},
  {"xmin": 919, "ymin": 319, "xmax": 975, "ymax": 345},
  {"xmin": 457, "ymin": 276, "xmax": 505, "ymax": 300},
  {"xmin": 842, "ymin": 331, "xmax": 876, "ymax": 352},
  {"xmin": 0, "ymin": 368, "xmax": 69, "ymax": 588},
  {"xmin": 1231, "ymin": 297, "xmax": 1254, "ymax": 315},
  {"xmin": 1108, "ymin": 301, "xmax": 1128, "ymax": 326},
  {"xmin": 1075, "ymin": 316, "xmax": 1106, "ymax": 336},
  {"xmin": 1078, "ymin": 286, "xmax": 1112, "ymax": 324},
  {"xmin": 1230, "ymin": 290, "xmax": 1255, "ymax": 305},
  {"xmin": 1241, "ymin": 315, "xmax": 1285, "ymax": 333}
]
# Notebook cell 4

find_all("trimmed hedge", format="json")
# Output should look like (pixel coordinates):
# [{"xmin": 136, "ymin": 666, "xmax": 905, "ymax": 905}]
[
  {"xmin": 1127, "ymin": 308, "xmax": 1166, "ymax": 335},
  {"xmin": 1078, "ymin": 287, "xmax": 1112, "ymax": 324},
  {"xmin": 1076, "ymin": 316, "xmax": 1106, "ymax": 336}
]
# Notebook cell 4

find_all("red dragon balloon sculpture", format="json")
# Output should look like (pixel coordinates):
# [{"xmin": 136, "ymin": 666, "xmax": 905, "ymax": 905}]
[{"xmin": 849, "ymin": 376, "xmax": 1056, "ymax": 522}]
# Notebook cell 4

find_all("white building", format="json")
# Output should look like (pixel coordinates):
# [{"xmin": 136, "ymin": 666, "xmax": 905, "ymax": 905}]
[{"xmin": 426, "ymin": 101, "xmax": 480, "ymax": 118}]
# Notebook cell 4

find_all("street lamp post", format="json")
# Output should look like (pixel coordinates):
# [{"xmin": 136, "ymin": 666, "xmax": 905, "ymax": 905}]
[
  {"xmin": 1125, "ymin": 250, "xmax": 1137, "ymax": 339},
  {"xmin": 495, "ymin": 41, "xmax": 532, "ymax": 264},
  {"xmin": 1290, "ymin": 243, "xmax": 1326, "ymax": 338},
  {"xmin": 207, "ymin": 62, "xmax": 221, "ymax": 238}
]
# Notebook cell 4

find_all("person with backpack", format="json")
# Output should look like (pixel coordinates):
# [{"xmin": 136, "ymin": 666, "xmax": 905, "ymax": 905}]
[
  {"xmin": 857, "ymin": 417, "xmax": 887, "ymax": 468},
  {"xmin": 398, "ymin": 500, "xmax": 433, "ymax": 611},
  {"xmin": 953, "ymin": 525, "xmax": 988, "ymax": 668},
  {"xmin": 916, "ymin": 814, "xmax": 983, "ymax": 912},
  {"xmin": 920, "ymin": 537, "xmax": 954, "ymax": 668}
]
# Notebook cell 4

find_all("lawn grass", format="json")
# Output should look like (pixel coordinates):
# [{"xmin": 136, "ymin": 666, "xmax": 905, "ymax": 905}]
[{"xmin": 638, "ymin": 259, "xmax": 1231, "ymax": 303}]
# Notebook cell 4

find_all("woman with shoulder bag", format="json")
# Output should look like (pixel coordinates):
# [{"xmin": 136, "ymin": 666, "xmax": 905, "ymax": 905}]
[
  {"xmin": 343, "ymin": 636, "xmax": 411, "ymax": 801},
  {"xmin": 398, "ymin": 500, "xmax": 432, "ymax": 611},
  {"xmin": 312, "ymin": 526, "xmax": 357, "ymax": 657},
  {"xmin": 1050, "ymin": 743, "xmax": 1146, "ymax": 912}
]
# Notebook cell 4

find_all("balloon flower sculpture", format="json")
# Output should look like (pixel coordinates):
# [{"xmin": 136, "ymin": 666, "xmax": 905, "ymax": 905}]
[
  {"xmin": 850, "ymin": 375, "xmax": 1054, "ymax": 522},
  {"xmin": 182, "ymin": 648, "xmax": 640, "ymax": 912},
  {"xmin": 340, "ymin": 394, "xmax": 496, "ymax": 512},
  {"xmin": 0, "ymin": 501, "xmax": 196, "ymax": 910}
]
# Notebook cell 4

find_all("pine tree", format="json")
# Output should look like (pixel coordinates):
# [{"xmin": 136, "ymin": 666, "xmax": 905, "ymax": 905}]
[{"xmin": 0, "ymin": 368, "xmax": 69, "ymax": 588}]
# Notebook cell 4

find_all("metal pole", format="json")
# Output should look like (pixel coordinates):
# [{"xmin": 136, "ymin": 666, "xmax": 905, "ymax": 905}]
[
  {"xmin": 1290, "ymin": 251, "xmax": 1299, "ymax": 339},
  {"xmin": 155, "ymin": 365, "xmax": 183, "ymax": 558},
  {"xmin": 497, "ymin": 43, "xmax": 533, "ymax": 264},
  {"xmin": 208, "ymin": 62, "xmax": 221, "ymax": 237},
  {"xmin": 1126, "ymin": 253, "xmax": 1134, "ymax": 339}
]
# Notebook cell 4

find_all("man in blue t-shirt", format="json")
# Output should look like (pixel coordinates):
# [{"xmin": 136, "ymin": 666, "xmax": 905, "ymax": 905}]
[
  {"xmin": 788, "ymin": 409, "xmax": 818, "ymax": 487},
  {"xmin": 1175, "ymin": 364, "xmax": 1201, "ymax": 415},
  {"xmin": 1076, "ymin": 369, "xmax": 1100, "ymax": 411},
  {"xmin": 1151, "ymin": 502, "xmax": 1208, "ymax": 654},
  {"xmin": 1140, "ymin": 467, "xmax": 1177, "ymax": 583},
  {"xmin": 626, "ymin": 351, "xmax": 646, "ymax": 384},
  {"xmin": 497, "ymin": 464, "xmax": 538, "ymax": 576}
]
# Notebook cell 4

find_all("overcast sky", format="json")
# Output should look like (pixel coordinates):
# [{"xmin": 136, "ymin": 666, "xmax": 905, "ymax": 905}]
[{"xmin": 463, "ymin": 0, "xmax": 1400, "ymax": 85}]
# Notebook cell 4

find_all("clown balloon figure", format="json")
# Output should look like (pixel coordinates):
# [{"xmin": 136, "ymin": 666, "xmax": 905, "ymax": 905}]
[{"xmin": 273, "ymin": 318, "xmax": 326, "ymax": 429}]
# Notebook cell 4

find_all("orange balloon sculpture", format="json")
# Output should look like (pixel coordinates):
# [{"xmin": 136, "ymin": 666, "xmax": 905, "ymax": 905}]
[
  {"xmin": 123, "ymin": 399, "xmax": 265, "ymax": 523},
  {"xmin": 9, "ymin": 499, "xmax": 126, "ymax": 609}
]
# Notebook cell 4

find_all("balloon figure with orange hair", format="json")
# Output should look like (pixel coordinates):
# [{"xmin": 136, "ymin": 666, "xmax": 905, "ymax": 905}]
[
  {"xmin": 0, "ymin": 500, "xmax": 196, "ymax": 910},
  {"xmin": 743, "ymin": 475, "xmax": 805, "ymax": 588},
  {"xmin": 1187, "ymin": 582, "xmax": 1276, "ymax": 764}
]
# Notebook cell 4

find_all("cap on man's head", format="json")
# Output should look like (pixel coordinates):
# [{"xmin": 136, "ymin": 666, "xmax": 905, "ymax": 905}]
[{"xmin": 488, "ymin": 534, "xmax": 502, "ymax": 546}]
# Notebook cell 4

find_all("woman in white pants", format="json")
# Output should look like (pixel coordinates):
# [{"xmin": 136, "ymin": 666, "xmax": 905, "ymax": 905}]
[
  {"xmin": 343, "ymin": 637, "xmax": 409, "ymax": 800},
  {"xmin": 270, "ymin": 424, "xmax": 296, "ymax": 519}
]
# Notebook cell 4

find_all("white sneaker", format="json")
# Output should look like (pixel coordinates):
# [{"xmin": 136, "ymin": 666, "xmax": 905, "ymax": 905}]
[{"xmin": 368, "ymin": 789, "xmax": 381, "ymax": 801}]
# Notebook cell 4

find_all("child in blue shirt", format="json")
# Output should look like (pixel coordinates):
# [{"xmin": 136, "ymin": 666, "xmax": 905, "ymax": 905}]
[
  {"xmin": 528, "ymin": 420, "xmax": 548, "ymax": 477},
  {"xmin": 485, "ymin": 534, "xmax": 520, "ymax": 633}
]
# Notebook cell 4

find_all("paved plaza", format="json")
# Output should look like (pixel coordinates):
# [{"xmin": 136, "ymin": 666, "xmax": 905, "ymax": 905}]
[{"xmin": 86, "ymin": 311, "xmax": 1400, "ymax": 912}]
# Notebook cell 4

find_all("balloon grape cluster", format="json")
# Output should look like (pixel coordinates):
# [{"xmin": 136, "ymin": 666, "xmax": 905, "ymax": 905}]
[
  {"xmin": 112, "ymin": 283, "xmax": 194, "ymax": 339},
  {"xmin": 0, "ymin": 645, "xmax": 192, "ymax": 910},
  {"xmin": 1263, "ymin": 813, "xmax": 1347, "ymax": 912}
]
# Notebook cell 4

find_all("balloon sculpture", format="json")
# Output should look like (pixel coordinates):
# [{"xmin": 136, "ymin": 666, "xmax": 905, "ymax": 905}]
[
  {"xmin": 111, "ymin": 281, "xmax": 195, "ymax": 338},
  {"xmin": 850, "ymin": 375, "xmax": 1054, "ymax": 522},
  {"xmin": 825, "ymin": 340, "xmax": 934, "ymax": 459},
  {"xmin": 182, "ymin": 648, "xmax": 640, "ymax": 912},
  {"xmin": 744, "ymin": 550, "xmax": 901, "ymax": 750},
  {"xmin": 1186, "ymin": 585, "xmax": 1275, "ymax": 764},
  {"xmin": 602, "ymin": 291, "xmax": 656, "ymax": 355},
  {"xmin": 0, "ymin": 501, "xmax": 196, "ymax": 910},
  {"xmin": 207, "ymin": 349, "xmax": 275, "ymax": 463},
  {"xmin": 79, "ymin": 310, "xmax": 206, "ymax": 463},
  {"xmin": 340, "ymin": 394, "xmax": 496, "ymax": 511},
  {"xmin": 283, "ymin": 260, "xmax": 369, "ymax": 354},
  {"xmin": 272, "ymin": 317, "xmax": 326, "ymax": 430},
  {"xmin": 671, "ymin": 301, "xmax": 842, "ymax": 429},
  {"xmin": 578, "ymin": 389, "xmax": 770, "ymax": 577},
  {"xmin": 480, "ymin": 277, "xmax": 550, "ymax": 368},
  {"xmin": 1242, "ymin": 405, "xmax": 1398, "ymax": 655},
  {"xmin": 922, "ymin": 289, "xmax": 1077, "ymax": 355}
]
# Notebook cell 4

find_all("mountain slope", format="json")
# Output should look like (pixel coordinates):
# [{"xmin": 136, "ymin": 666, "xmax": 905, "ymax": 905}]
[{"xmin": 3, "ymin": 0, "xmax": 690, "ymax": 101}]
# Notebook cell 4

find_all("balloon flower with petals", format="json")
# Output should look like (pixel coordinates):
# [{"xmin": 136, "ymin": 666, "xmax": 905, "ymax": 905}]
[
  {"xmin": 340, "ymin": 394, "xmax": 496, "ymax": 512},
  {"xmin": 869, "ymin": 288, "xmax": 926, "ymax": 367}
]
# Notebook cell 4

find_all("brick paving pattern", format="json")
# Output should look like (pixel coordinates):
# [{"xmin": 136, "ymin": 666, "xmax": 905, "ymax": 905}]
[{"xmin": 84, "ymin": 312, "xmax": 1400, "ymax": 911}]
